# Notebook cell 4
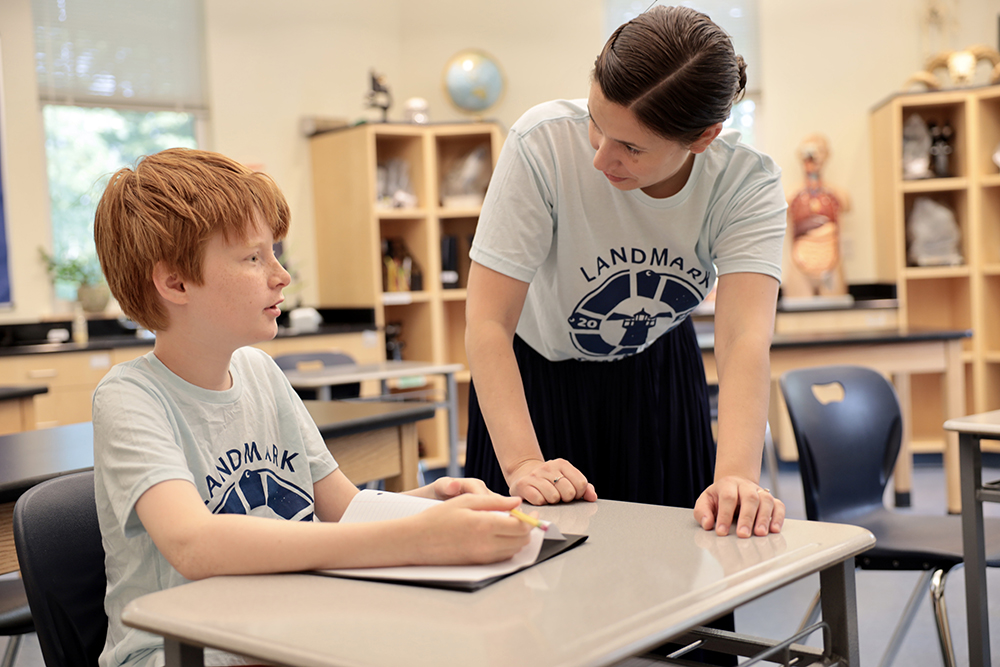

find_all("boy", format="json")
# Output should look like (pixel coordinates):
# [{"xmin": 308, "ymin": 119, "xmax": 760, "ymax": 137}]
[{"xmin": 92, "ymin": 148, "xmax": 531, "ymax": 667}]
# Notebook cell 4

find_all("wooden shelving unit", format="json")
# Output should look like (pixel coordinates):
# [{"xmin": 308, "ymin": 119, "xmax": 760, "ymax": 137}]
[
  {"xmin": 871, "ymin": 84, "xmax": 1000, "ymax": 453},
  {"xmin": 309, "ymin": 122, "xmax": 503, "ymax": 470}
]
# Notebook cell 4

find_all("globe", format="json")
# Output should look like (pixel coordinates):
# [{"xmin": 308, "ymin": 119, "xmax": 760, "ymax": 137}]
[{"xmin": 443, "ymin": 49, "xmax": 505, "ymax": 115}]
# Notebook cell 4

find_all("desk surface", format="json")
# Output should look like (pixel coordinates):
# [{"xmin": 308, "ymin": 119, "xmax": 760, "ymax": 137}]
[
  {"xmin": 283, "ymin": 360, "xmax": 464, "ymax": 388},
  {"xmin": 0, "ymin": 385, "xmax": 48, "ymax": 401},
  {"xmin": 122, "ymin": 500, "xmax": 874, "ymax": 667},
  {"xmin": 303, "ymin": 400, "xmax": 436, "ymax": 439},
  {"xmin": 0, "ymin": 421, "xmax": 93, "ymax": 504},
  {"xmin": 945, "ymin": 409, "xmax": 1000, "ymax": 436}
]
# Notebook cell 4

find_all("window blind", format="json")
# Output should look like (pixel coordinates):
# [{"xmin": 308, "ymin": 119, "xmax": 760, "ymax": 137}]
[{"xmin": 32, "ymin": 0, "xmax": 207, "ymax": 111}]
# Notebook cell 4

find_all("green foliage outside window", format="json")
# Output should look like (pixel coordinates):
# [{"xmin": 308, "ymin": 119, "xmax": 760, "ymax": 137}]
[{"xmin": 42, "ymin": 105, "xmax": 197, "ymax": 300}]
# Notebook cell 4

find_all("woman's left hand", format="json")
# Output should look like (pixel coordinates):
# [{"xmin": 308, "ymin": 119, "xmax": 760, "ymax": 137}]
[{"xmin": 693, "ymin": 476, "xmax": 785, "ymax": 538}]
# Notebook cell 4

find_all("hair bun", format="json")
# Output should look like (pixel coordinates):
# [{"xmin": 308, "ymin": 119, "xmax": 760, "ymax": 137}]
[{"xmin": 735, "ymin": 55, "xmax": 748, "ymax": 95}]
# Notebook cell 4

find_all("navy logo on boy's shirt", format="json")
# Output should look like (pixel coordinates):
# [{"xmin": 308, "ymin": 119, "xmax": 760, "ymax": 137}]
[
  {"xmin": 568, "ymin": 269, "xmax": 702, "ymax": 356},
  {"xmin": 203, "ymin": 441, "xmax": 315, "ymax": 521},
  {"xmin": 213, "ymin": 469, "xmax": 315, "ymax": 521}
]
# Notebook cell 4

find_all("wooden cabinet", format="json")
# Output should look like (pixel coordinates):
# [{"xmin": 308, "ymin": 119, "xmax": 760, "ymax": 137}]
[
  {"xmin": 871, "ymin": 84, "xmax": 1000, "ymax": 453},
  {"xmin": 0, "ymin": 350, "xmax": 115, "ymax": 427},
  {"xmin": 309, "ymin": 123, "xmax": 503, "ymax": 469}
]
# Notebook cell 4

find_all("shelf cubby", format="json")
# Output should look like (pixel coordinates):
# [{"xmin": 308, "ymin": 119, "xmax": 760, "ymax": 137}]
[
  {"xmin": 872, "ymin": 84, "xmax": 1000, "ymax": 451},
  {"xmin": 442, "ymin": 299, "xmax": 468, "ymax": 369},
  {"xmin": 980, "ymin": 185, "xmax": 1000, "ymax": 265},
  {"xmin": 977, "ymin": 90, "xmax": 1000, "ymax": 177},
  {"xmin": 440, "ymin": 216, "xmax": 478, "ymax": 290},
  {"xmin": 981, "ymin": 275, "xmax": 1000, "ymax": 356},
  {"xmin": 310, "ymin": 122, "xmax": 503, "ymax": 468},
  {"xmin": 902, "ymin": 189, "xmax": 970, "ymax": 268}
]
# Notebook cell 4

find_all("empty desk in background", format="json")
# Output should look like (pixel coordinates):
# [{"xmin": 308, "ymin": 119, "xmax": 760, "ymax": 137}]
[
  {"xmin": 303, "ymin": 400, "xmax": 434, "ymax": 492},
  {"xmin": 0, "ymin": 421, "xmax": 92, "ymax": 575},
  {"xmin": 122, "ymin": 500, "xmax": 875, "ymax": 667},
  {"xmin": 0, "ymin": 385, "xmax": 48, "ymax": 435},
  {"xmin": 699, "ymin": 326, "xmax": 969, "ymax": 512},
  {"xmin": 283, "ymin": 360, "xmax": 465, "ymax": 477},
  {"xmin": 943, "ymin": 410, "xmax": 1000, "ymax": 667}
]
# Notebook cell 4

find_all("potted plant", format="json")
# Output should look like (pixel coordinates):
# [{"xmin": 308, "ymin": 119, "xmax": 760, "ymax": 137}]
[{"xmin": 38, "ymin": 247, "xmax": 110, "ymax": 313}]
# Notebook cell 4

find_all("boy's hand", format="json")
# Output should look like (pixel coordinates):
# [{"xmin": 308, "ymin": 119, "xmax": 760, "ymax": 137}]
[
  {"xmin": 410, "ymin": 494, "xmax": 533, "ymax": 565},
  {"xmin": 426, "ymin": 476, "xmax": 495, "ymax": 500}
]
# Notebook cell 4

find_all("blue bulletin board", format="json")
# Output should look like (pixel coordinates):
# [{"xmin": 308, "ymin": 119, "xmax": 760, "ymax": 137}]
[
  {"xmin": 0, "ymin": 138, "xmax": 10, "ymax": 306},
  {"xmin": 0, "ymin": 43, "xmax": 10, "ymax": 307}
]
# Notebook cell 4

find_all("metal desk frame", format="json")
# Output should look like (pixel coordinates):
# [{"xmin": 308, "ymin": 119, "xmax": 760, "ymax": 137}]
[{"xmin": 944, "ymin": 410, "xmax": 1000, "ymax": 667}]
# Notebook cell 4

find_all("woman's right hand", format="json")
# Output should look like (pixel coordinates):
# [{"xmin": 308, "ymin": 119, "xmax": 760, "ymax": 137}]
[
  {"xmin": 507, "ymin": 458, "xmax": 598, "ymax": 506},
  {"xmin": 411, "ymin": 494, "xmax": 533, "ymax": 565}
]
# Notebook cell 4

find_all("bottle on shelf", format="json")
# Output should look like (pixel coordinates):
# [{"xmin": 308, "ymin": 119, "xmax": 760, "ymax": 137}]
[
  {"xmin": 72, "ymin": 303, "xmax": 89, "ymax": 345},
  {"xmin": 441, "ymin": 235, "xmax": 459, "ymax": 289}
]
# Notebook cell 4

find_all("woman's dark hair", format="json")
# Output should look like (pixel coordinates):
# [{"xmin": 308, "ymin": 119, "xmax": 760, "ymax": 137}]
[{"xmin": 593, "ymin": 5, "xmax": 746, "ymax": 145}]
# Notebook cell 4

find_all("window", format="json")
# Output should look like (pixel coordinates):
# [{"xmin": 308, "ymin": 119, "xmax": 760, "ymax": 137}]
[
  {"xmin": 723, "ymin": 97, "xmax": 757, "ymax": 146},
  {"xmin": 602, "ymin": 0, "xmax": 760, "ymax": 146},
  {"xmin": 42, "ymin": 105, "xmax": 198, "ymax": 299},
  {"xmin": 32, "ymin": 0, "xmax": 206, "ymax": 297}
]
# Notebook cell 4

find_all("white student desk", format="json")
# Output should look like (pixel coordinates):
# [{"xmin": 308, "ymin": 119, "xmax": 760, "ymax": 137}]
[
  {"xmin": 121, "ymin": 500, "xmax": 875, "ymax": 667},
  {"xmin": 282, "ymin": 361, "xmax": 465, "ymax": 477},
  {"xmin": 943, "ymin": 410, "xmax": 1000, "ymax": 667}
]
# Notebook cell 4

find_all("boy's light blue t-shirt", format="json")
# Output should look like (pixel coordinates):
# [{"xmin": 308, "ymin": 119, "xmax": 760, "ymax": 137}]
[{"xmin": 93, "ymin": 346, "xmax": 338, "ymax": 667}]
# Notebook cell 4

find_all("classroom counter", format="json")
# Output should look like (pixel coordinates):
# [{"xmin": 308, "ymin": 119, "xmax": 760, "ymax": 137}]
[
  {"xmin": 0, "ymin": 323, "xmax": 376, "ymax": 357},
  {"xmin": 695, "ymin": 323, "xmax": 971, "ymax": 350}
]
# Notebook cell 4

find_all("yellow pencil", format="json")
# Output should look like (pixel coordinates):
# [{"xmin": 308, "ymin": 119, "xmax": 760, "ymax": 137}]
[{"xmin": 510, "ymin": 507, "xmax": 548, "ymax": 531}]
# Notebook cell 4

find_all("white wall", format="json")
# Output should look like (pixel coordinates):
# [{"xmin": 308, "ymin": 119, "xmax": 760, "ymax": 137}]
[
  {"xmin": 203, "ymin": 0, "xmax": 604, "ymax": 308},
  {"xmin": 203, "ymin": 0, "xmax": 408, "ymax": 309},
  {"xmin": 0, "ymin": 0, "xmax": 55, "ymax": 322},
  {"xmin": 760, "ymin": 0, "xmax": 998, "ymax": 284},
  {"xmin": 394, "ymin": 2, "xmax": 604, "ymax": 127},
  {"xmin": 1, "ymin": 0, "xmax": 998, "ymax": 320}
]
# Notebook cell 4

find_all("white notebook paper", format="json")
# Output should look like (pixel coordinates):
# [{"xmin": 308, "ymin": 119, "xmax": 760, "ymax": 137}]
[{"xmin": 318, "ymin": 490, "xmax": 575, "ymax": 587}]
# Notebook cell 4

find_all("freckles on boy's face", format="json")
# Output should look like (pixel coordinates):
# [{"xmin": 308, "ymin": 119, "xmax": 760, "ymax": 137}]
[{"xmin": 185, "ymin": 225, "xmax": 291, "ymax": 348}]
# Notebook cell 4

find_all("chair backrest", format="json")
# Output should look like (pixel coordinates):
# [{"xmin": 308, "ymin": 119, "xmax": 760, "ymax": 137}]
[
  {"xmin": 272, "ymin": 351, "xmax": 360, "ymax": 399},
  {"xmin": 13, "ymin": 470, "xmax": 107, "ymax": 667},
  {"xmin": 779, "ymin": 365, "xmax": 903, "ymax": 522}
]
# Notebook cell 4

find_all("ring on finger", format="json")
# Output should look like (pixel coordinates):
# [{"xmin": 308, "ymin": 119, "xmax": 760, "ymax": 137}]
[
  {"xmin": 552, "ymin": 476, "xmax": 563, "ymax": 484},
  {"xmin": 757, "ymin": 487, "xmax": 771, "ymax": 495}
]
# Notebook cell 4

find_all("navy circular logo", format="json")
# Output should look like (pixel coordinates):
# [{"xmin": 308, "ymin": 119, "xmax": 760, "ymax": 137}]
[
  {"xmin": 212, "ymin": 468, "xmax": 315, "ymax": 522},
  {"xmin": 567, "ymin": 269, "xmax": 703, "ymax": 356}
]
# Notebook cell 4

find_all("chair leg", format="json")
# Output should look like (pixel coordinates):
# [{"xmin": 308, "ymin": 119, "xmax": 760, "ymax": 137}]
[
  {"xmin": 0, "ymin": 635, "xmax": 22, "ymax": 667},
  {"xmin": 877, "ymin": 570, "xmax": 934, "ymax": 667},
  {"xmin": 929, "ymin": 569, "xmax": 957, "ymax": 667},
  {"xmin": 796, "ymin": 589, "xmax": 822, "ymax": 633}
]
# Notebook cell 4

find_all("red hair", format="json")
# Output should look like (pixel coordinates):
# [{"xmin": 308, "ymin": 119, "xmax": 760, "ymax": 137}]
[{"xmin": 94, "ymin": 148, "xmax": 289, "ymax": 331}]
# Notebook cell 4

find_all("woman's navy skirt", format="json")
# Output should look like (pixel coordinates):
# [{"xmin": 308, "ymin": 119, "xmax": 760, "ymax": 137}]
[{"xmin": 465, "ymin": 316, "xmax": 715, "ymax": 508}]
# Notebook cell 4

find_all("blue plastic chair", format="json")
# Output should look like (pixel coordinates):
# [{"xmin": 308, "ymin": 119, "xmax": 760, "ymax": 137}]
[
  {"xmin": 13, "ymin": 471, "xmax": 106, "ymax": 667},
  {"xmin": 780, "ymin": 365, "xmax": 1000, "ymax": 667}
]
